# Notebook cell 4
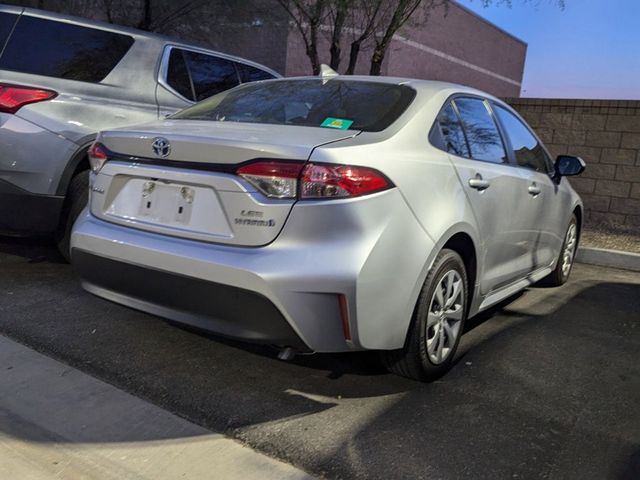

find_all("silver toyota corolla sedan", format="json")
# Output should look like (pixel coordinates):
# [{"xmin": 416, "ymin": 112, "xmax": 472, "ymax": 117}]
[{"xmin": 71, "ymin": 76, "xmax": 585, "ymax": 381}]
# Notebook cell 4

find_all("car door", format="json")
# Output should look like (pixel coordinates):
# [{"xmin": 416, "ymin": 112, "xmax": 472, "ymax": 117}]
[
  {"xmin": 434, "ymin": 97, "xmax": 536, "ymax": 295},
  {"xmin": 492, "ymin": 103, "xmax": 565, "ymax": 269}
]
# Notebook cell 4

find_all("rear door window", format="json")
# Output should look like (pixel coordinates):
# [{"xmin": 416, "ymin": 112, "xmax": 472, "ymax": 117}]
[
  {"xmin": 165, "ymin": 48, "xmax": 241, "ymax": 102},
  {"xmin": 236, "ymin": 62, "xmax": 276, "ymax": 83},
  {"xmin": 494, "ymin": 104, "xmax": 551, "ymax": 172},
  {"xmin": 183, "ymin": 51, "xmax": 240, "ymax": 101},
  {"xmin": 454, "ymin": 97, "xmax": 507, "ymax": 164},
  {"xmin": 0, "ymin": 16, "xmax": 133, "ymax": 82},
  {"xmin": 166, "ymin": 48, "xmax": 195, "ymax": 101},
  {"xmin": 0, "ymin": 12, "xmax": 18, "ymax": 52},
  {"xmin": 432, "ymin": 102, "xmax": 470, "ymax": 158}
]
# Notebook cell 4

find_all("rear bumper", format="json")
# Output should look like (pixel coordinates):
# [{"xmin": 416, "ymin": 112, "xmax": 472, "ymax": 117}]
[
  {"xmin": 71, "ymin": 212, "xmax": 352, "ymax": 352},
  {"xmin": 72, "ymin": 248, "xmax": 309, "ymax": 351},
  {"xmin": 71, "ymin": 188, "xmax": 435, "ymax": 352},
  {"xmin": 0, "ymin": 179, "xmax": 64, "ymax": 234}
]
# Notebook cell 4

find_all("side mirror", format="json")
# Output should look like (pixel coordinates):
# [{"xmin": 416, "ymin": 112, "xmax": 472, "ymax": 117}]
[{"xmin": 555, "ymin": 155, "xmax": 585, "ymax": 177}]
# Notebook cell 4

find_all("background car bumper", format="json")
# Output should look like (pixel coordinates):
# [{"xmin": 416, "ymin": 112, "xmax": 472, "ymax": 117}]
[{"xmin": 0, "ymin": 179, "xmax": 64, "ymax": 234}]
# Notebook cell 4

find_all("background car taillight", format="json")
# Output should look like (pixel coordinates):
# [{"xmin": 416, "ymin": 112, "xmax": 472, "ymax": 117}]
[
  {"xmin": 236, "ymin": 161, "xmax": 393, "ymax": 199},
  {"xmin": 0, "ymin": 84, "xmax": 57, "ymax": 114},
  {"xmin": 88, "ymin": 142, "xmax": 109, "ymax": 173}
]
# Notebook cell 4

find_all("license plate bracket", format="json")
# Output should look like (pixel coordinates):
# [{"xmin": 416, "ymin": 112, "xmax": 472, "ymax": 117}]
[{"xmin": 139, "ymin": 181, "xmax": 195, "ymax": 225}]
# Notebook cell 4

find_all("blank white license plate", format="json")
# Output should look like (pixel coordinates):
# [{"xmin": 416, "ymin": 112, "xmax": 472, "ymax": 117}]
[{"xmin": 138, "ymin": 181, "xmax": 195, "ymax": 225}]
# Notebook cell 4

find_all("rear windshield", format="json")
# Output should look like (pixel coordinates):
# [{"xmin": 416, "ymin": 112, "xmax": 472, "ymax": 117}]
[
  {"xmin": 0, "ymin": 13, "xmax": 17, "ymax": 50},
  {"xmin": 171, "ymin": 79, "xmax": 416, "ymax": 132}
]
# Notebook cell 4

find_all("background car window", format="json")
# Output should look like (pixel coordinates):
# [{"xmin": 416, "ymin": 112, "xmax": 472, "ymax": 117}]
[
  {"xmin": 434, "ymin": 102, "xmax": 470, "ymax": 157},
  {"xmin": 0, "ymin": 16, "xmax": 133, "ymax": 83},
  {"xmin": 454, "ymin": 98, "xmax": 507, "ymax": 163},
  {"xmin": 183, "ymin": 51, "xmax": 239, "ymax": 101},
  {"xmin": 0, "ymin": 12, "xmax": 18, "ymax": 50},
  {"xmin": 167, "ymin": 49, "xmax": 195, "ymax": 101},
  {"xmin": 236, "ymin": 62, "xmax": 276, "ymax": 83},
  {"xmin": 494, "ymin": 105, "xmax": 550, "ymax": 172}
]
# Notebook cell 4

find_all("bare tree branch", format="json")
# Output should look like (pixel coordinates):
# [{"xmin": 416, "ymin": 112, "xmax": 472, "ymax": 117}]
[{"xmin": 276, "ymin": 0, "xmax": 327, "ymax": 75}]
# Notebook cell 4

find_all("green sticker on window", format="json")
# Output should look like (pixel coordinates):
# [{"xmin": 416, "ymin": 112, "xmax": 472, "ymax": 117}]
[{"xmin": 321, "ymin": 117, "xmax": 354, "ymax": 130}]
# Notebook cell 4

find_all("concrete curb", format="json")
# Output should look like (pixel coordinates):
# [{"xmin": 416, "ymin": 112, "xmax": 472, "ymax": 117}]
[
  {"xmin": 0, "ymin": 335, "xmax": 313, "ymax": 480},
  {"xmin": 576, "ymin": 247, "xmax": 640, "ymax": 272}
]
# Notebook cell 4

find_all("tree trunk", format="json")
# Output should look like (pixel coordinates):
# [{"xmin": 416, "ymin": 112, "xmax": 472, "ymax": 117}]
[
  {"xmin": 369, "ymin": 0, "xmax": 423, "ymax": 75},
  {"xmin": 138, "ymin": 0, "xmax": 152, "ymax": 31},
  {"xmin": 345, "ymin": 39, "xmax": 361, "ymax": 75},
  {"xmin": 329, "ymin": 5, "xmax": 347, "ymax": 71},
  {"xmin": 369, "ymin": 46, "xmax": 386, "ymax": 75},
  {"xmin": 307, "ymin": 1, "xmax": 324, "ymax": 75},
  {"xmin": 307, "ymin": 41, "xmax": 321, "ymax": 75}
]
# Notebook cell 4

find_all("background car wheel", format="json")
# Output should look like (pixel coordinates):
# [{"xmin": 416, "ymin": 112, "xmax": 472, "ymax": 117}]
[
  {"xmin": 55, "ymin": 170, "xmax": 89, "ymax": 262},
  {"xmin": 543, "ymin": 214, "xmax": 578, "ymax": 287},
  {"xmin": 381, "ymin": 249, "xmax": 468, "ymax": 382}
]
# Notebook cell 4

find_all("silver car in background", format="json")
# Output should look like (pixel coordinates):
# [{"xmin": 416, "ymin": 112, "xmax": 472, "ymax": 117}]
[
  {"xmin": 71, "ymin": 76, "xmax": 585, "ymax": 381},
  {"xmin": 0, "ymin": 5, "xmax": 278, "ymax": 258}
]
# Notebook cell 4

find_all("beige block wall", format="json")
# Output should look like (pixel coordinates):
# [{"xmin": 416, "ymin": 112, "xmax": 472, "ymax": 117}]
[{"xmin": 506, "ymin": 98, "xmax": 640, "ymax": 230}]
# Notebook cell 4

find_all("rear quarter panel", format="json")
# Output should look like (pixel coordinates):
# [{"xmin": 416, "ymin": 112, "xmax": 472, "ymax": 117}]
[{"xmin": 309, "ymin": 90, "xmax": 482, "ymax": 348}]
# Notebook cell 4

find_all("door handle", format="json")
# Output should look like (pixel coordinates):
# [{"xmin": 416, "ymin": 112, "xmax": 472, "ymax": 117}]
[
  {"xmin": 469, "ymin": 175, "xmax": 490, "ymax": 191},
  {"xmin": 528, "ymin": 183, "xmax": 541, "ymax": 196}
]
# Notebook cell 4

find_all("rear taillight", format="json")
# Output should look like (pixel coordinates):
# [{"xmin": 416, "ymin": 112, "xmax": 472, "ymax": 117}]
[
  {"xmin": 300, "ymin": 163, "xmax": 391, "ymax": 199},
  {"xmin": 88, "ymin": 142, "xmax": 109, "ymax": 173},
  {"xmin": 236, "ymin": 161, "xmax": 392, "ymax": 200},
  {"xmin": 0, "ymin": 84, "xmax": 57, "ymax": 114},
  {"xmin": 237, "ymin": 161, "xmax": 304, "ymax": 199}
]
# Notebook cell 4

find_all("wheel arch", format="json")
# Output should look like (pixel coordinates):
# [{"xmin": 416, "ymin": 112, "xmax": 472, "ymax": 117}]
[
  {"xmin": 573, "ymin": 204, "xmax": 583, "ymax": 242},
  {"xmin": 442, "ymin": 232, "xmax": 478, "ymax": 312},
  {"xmin": 395, "ymin": 223, "xmax": 481, "ymax": 349},
  {"xmin": 55, "ymin": 140, "xmax": 94, "ymax": 197}
]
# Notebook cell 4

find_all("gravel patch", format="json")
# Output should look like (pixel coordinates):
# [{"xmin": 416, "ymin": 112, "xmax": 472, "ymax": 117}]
[{"xmin": 581, "ymin": 225, "xmax": 640, "ymax": 254}]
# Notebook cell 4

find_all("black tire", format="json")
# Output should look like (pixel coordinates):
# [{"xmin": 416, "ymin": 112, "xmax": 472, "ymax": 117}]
[
  {"xmin": 55, "ymin": 170, "xmax": 89, "ymax": 262},
  {"xmin": 543, "ymin": 214, "xmax": 578, "ymax": 287},
  {"xmin": 381, "ymin": 249, "xmax": 468, "ymax": 382}
]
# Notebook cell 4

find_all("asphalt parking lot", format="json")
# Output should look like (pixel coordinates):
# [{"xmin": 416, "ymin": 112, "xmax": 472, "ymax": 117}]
[{"xmin": 1, "ymin": 237, "xmax": 639, "ymax": 480}]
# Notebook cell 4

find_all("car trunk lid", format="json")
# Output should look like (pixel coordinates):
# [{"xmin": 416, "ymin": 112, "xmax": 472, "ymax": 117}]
[
  {"xmin": 91, "ymin": 121, "xmax": 358, "ymax": 246},
  {"xmin": 99, "ymin": 120, "xmax": 358, "ymax": 165}
]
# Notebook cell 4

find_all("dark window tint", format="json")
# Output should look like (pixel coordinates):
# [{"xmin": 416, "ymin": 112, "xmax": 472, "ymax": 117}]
[
  {"xmin": 494, "ymin": 105, "xmax": 549, "ymax": 172},
  {"xmin": 454, "ymin": 98, "xmax": 506, "ymax": 164},
  {"xmin": 434, "ymin": 102, "xmax": 470, "ymax": 157},
  {"xmin": 237, "ymin": 62, "xmax": 275, "ymax": 83},
  {"xmin": 172, "ymin": 79, "xmax": 416, "ymax": 133},
  {"xmin": 167, "ymin": 49, "xmax": 194, "ymax": 101},
  {"xmin": 0, "ymin": 16, "xmax": 133, "ymax": 82},
  {"xmin": 0, "ymin": 13, "xmax": 18, "ymax": 50},
  {"xmin": 183, "ymin": 51, "xmax": 239, "ymax": 101}
]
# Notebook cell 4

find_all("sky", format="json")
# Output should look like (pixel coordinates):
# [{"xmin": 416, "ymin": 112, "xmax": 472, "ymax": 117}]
[{"xmin": 456, "ymin": 0, "xmax": 640, "ymax": 99}]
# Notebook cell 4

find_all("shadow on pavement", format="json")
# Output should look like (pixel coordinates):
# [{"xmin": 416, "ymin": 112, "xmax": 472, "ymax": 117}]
[
  {"xmin": 0, "ymin": 238, "xmax": 638, "ymax": 479},
  {"xmin": 295, "ymin": 280, "xmax": 640, "ymax": 479},
  {"xmin": 0, "ymin": 235, "xmax": 65, "ymax": 264}
]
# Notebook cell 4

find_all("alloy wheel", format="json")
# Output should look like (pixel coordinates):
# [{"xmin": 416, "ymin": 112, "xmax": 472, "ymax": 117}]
[
  {"xmin": 561, "ymin": 223, "xmax": 577, "ymax": 277},
  {"xmin": 426, "ymin": 270, "xmax": 464, "ymax": 365}
]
